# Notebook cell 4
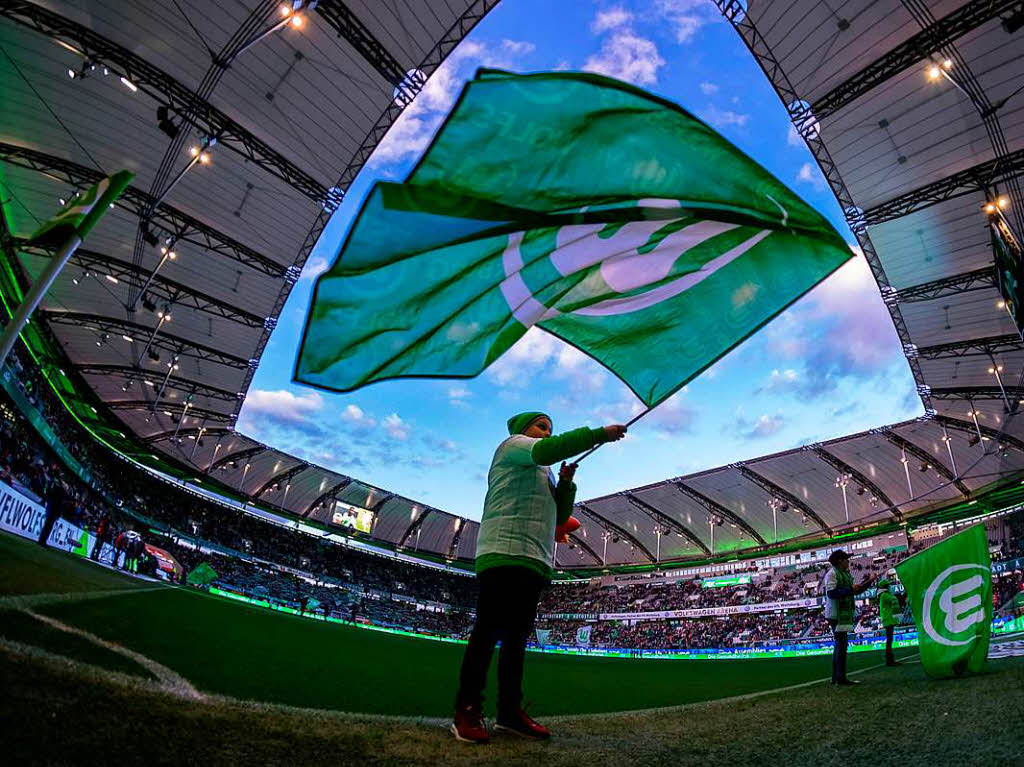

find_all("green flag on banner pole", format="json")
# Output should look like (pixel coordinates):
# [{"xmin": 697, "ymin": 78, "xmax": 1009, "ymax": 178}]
[
  {"xmin": 27, "ymin": 170, "xmax": 134, "ymax": 247},
  {"xmin": 295, "ymin": 69, "xmax": 851, "ymax": 407},
  {"xmin": 0, "ymin": 169, "xmax": 134, "ymax": 368},
  {"xmin": 896, "ymin": 524, "xmax": 992, "ymax": 678}
]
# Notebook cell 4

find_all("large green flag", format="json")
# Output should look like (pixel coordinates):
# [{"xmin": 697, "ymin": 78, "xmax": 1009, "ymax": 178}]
[
  {"xmin": 296, "ymin": 70, "xmax": 851, "ymax": 406},
  {"xmin": 27, "ymin": 170, "xmax": 134, "ymax": 248},
  {"xmin": 896, "ymin": 524, "xmax": 992, "ymax": 678}
]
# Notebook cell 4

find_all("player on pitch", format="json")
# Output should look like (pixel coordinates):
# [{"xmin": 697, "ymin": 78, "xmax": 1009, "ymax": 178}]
[{"xmin": 451, "ymin": 412, "xmax": 626, "ymax": 743}]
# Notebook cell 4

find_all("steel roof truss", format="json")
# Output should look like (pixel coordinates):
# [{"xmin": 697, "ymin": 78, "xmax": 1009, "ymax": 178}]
[
  {"xmin": 0, "ymin": 144, "xmax": 285, "ymax": 277},
  {"xmin": 207, "ymin": 444, "xmax": 266, "ymax": 473},
  {"xmin": 565, "ymin": 532, "xmax": 602, "ymax": 566},
  {"xmin": 623, "ymin": 493, "xmax": 712, "ymax": 556},
  {"xmin": 254, "ymin": 462, "xmax": 311, "ymax": 498},
  {"xmin": 932, "ymin": 414, "xmax": 1024, "ymax": 454},
  {"xmin": 19, "ymin": 243, "xmax": 267, "ymax": 328},
  {"xmin": 810, "ymin": 1, "xmax": 1017, "ymax": 119},
  {"xmin": 915, "ymin": 334, "xmax": 1024, "ymax": 359},
  {"xmin": 105, "ymin": 400, "xmax": 231, "ymax": 423},
  {"xmin": 77, "ymin": 364, "xmax": 238, "ymax": 402},
  {"xmin": 40, "ymin": 311, "xmax": 249, "ymax": 368},
  {"xmin": 302, "ymin": 477, "xmax": 353, "ymax": 518},
  {"xmin": 812, "ymin": 447, "xmax": 902, "ymax": 522},
  {"xmin": 735, "ymin": 465, "xmax": 833, "ymax": 535},
  {"xmin": 143, "ymin": 426, "xmax": 232, "ymax": 444},
  {"xmin": 889, "ymin": 267, "xmax": 996, "ymax": 303},
  {"xmin": 575, "ymin": 503, "xmax": 657, "ymax": 563},
  {"xmin": 879, "ymin": 427, "xmax": 970, "ymax": 496},
  {"xmin": 0, "ymin": 2, "xmax": 330, "ymax": 205},
  {"xmin": 671, "ymin": 480, "xmax": 768, "ymax": 545},
  {"xmin": 864, "ymin": 148, "xmax": 1024, "ymax": 226}
]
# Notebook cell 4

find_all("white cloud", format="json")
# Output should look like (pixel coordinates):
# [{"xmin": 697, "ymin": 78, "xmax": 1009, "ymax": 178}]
[
  {"xmin": 243, "ymin": 389, "xmax": 322, "ymax": 424},
  {"xmin": 383, "ymin": 412, "xmax": 411, "ymax": 441},
  {"xmin": 486, "ymin": 327, "xmax": 561, "ymax": 387},
  {"xmin": 371, "ymin": 38, "xmax": 535, "ymax": 166},
  {"xmin": 699, "ymin": 81, "xmax": 719, "ymax": 95},
  {"xmin": 341, "ymin": 404, "xmax": 376, "ymax": 430},
  {"xmin": 501, "ymin": 39, "xmax": 535, "ymax": 55},
  {"xmin": 592, "ymin": 7, "xmax": 633, "ymax": 33},
  {"xmin": 796, "ymin": 162, "xmax": 826, "ymax": 190},
  {"xmin": 744, "ymin": 414, "xmax": 785, "ymax": 439},
  {"xmin": 299, "ymin": 255, "xmax": 329, "ymax": 282},
  {"xmin": 447, "ymin": 386, "xmax": 472, "ymax": 407},
  {"xmin": 584, "ymin": 30, "xmax": 665, "ymax": 86},
  {"xmin": 787, "ymin": 124, "xmax": 805, "ymax": 147},
  {"xmin": 656, "ymin": 0, "xmax": 720, "ymax": 43},
  {"xmin": 701, "ymin": 105, "xmax": 749, "ymax": 129},
  {"xmin": 647, "ymin": 393, "xmax": 697, "ymax": 434}
]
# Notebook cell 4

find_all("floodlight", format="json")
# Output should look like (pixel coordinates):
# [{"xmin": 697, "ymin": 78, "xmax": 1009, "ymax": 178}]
[{"xmin": 156, "ymin": 106, "xmax": 179, "ymax": 139}]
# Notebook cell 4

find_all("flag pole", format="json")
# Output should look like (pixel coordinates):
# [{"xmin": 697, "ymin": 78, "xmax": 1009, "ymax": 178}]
[
  {"xmin": 573, "ymin": 406, "xmax": 652, "ymax": 465},
  {"xmin": 0, "ymin": 232, "xmax": 82, "ymax": 368}
]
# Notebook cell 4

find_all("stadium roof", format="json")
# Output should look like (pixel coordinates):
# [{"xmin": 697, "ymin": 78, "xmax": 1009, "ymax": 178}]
[
  {"xmin": 0, "ymin": 1, "xmax": 494, "ymax": 561},
  {"xmin": 548, "ymin": 0, "xmax": 1024, "ymax": 569},
  {"xmin": 4, "ymin": 0, "xmax": 1024, "ymax": 570}
]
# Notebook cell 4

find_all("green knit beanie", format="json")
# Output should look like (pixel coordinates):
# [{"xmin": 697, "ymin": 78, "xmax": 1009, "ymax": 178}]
[{"xmin": 507, "ymin": 411, "xmax": 550, "ymax": 435}]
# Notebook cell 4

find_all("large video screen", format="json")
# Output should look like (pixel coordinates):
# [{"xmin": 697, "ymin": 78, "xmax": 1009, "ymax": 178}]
[{"xmin": 330, "ymin": 503, "xmax": 374, "ymax": 533}]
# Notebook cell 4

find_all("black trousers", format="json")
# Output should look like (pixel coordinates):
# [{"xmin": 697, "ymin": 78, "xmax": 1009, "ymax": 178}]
[
  {"xmin": 36, "ymin": 508, "xmax": 58, "ymax": 547},
  {"xmin": 828, "ymin": 619, "xmax": 848, "ymax": 683},
  {"xmin": 884, "ymin": 625, "xmax": 895, "ymax": 663},
  {"xmin": 456, "ymin": 566, "xmax": 547, "ymax": 714}
]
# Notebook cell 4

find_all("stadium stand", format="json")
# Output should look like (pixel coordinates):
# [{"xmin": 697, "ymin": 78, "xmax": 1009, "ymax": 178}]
[{"xmin": 5, "ymin": 344, "xmax": 1023, "ymax": 650}]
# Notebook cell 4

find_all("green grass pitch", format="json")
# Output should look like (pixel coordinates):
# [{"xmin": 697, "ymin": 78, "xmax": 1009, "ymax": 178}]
[{"xmin": 2, "ymin": 531, "xmax": 1022, "ymax": 766}]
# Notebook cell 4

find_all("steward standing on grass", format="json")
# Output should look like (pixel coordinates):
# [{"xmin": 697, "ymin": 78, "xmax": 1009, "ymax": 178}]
[
  {"xmin": 876, "ymin": 578, "xmax": 902, "ymax": 666},
  {"xmin": 823, "ymin": 549, "xmax": 873, "ymax": 686},
  {"xmin": 452, "ymin": 412, "xmax": 626, "ymax": 744}
]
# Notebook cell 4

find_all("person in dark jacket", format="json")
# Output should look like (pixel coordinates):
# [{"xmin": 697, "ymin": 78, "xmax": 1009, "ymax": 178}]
[{"xmin": 823, "ymin": 549, "xmax": 873, "ymax": 685}]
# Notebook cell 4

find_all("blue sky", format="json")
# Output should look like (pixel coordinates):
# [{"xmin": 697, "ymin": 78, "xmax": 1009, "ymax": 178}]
[{"xmin": 237, "ymin": 0, "xmax": 923, "ymax": 520}]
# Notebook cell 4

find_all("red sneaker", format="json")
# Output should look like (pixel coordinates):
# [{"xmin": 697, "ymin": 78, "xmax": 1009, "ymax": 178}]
[
  {"xmin": 451, "ymin": 704, "xmax": 490, "ymax": 744},
  {"xmin": 495, "ymin": 707, "xmax": 551, "ymax": 740}
]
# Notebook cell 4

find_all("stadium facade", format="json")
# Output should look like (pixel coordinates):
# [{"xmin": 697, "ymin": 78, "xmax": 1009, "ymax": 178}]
[{"xmin": 2, "ymin": 0, "xmax": 1024, "ymax": 573}]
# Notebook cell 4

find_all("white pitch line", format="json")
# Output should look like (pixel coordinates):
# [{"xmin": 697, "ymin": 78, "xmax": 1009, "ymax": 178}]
[
  {"xmin": 0, "ymin": 586, "xmax": 164, "ymax": 611},
  {"xmin": 548, "ymin": 652, "xmax": 922, "ymax": 723},
  {"xmin": 24, "ymin": 610, "xmax": 202, "ymax": 700}
]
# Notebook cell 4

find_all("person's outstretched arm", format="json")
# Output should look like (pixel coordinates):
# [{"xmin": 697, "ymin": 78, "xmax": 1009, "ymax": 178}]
[{"xmin": 531, "ymin": 425, "xmax": 627, "ymax": 466}]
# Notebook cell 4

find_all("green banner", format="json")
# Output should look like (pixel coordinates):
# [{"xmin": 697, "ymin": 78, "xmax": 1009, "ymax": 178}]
[
  {"xmin": 296, "ymin": 69, "xmax": 850, "ymax": 407},
  {"xmin": 702, "ymin": 575, "xmax": 752, "ymax": 588},
  {"xmin": 896, "ymin": 524, "xmax": 992, "ymax": 678}
]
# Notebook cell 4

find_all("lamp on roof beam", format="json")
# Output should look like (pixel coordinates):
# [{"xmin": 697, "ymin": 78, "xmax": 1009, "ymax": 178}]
[
  {"xmin": 233, "ymin": 1, "xmax": 317, "ymax": 58},
  {"xmin": 1002, "ymin": 7, "xmax": 1024, "ymax": 34},
  {"xmin": 899, "ymin": 448, "xmax": 914, "ymax": 501},
  {"xmin": 835, "ymin": 472, "xmax": 851, "ymax": 523},
  {"xmin": 156, "ymin": 106, "xmax": 179, "ymax": 139}
]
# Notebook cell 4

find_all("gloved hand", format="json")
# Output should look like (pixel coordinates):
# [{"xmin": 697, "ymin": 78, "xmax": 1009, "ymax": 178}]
[{"xmin": 555, "ymin": 516, "xmax": 581, "ymax": 543}]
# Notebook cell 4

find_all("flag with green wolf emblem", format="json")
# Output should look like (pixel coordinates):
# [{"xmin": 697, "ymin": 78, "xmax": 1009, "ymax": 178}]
[
  {"xmin": 295, "ymin": 69, "xmax": 851, "ymax": 406},
  {"xmin": 896, "ymin": 524, "xmax": 992, "ymax": 678}
]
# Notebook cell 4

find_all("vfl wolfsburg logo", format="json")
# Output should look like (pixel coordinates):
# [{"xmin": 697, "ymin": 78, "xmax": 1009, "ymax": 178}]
[
  {"xmin": 922, "ymin": 564, "xmax": 989, "ymax": 646},
  {"xmin": 498, "ymin": 205, "xmax": 773, "ymax": 326}
]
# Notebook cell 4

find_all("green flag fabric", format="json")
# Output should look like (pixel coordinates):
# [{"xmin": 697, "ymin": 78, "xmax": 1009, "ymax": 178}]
[
  {"xmin": 186, "ymin": 562, "xmax": 218, "ymax": 586},
  {"xmin": 27, "ymin": 170, "xmax": 134, "ymax": 248},
  {"xmin": 896, "ymin": 525, "xmax": 992, "ymax": 678},
  {"xmin": 296, "ymin": 69, "xmax": 851, "ymax": 406}
]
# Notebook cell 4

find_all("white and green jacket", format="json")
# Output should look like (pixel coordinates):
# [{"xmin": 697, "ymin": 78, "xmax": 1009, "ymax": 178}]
[{"xmin": 475, "ymin": 427, "xmax": 607, "ymax": 579}]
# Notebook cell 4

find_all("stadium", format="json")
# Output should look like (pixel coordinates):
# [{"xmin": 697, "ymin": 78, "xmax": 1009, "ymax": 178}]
[{"xmin": 1, "ymin": 0, "xmax": 1023, "ymax": 764}]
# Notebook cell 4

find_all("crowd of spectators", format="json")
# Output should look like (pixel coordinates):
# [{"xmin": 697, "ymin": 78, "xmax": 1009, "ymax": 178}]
[{"xmin": 2, "ymin": 345, "xmax": 1023, "ymax": 650}]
